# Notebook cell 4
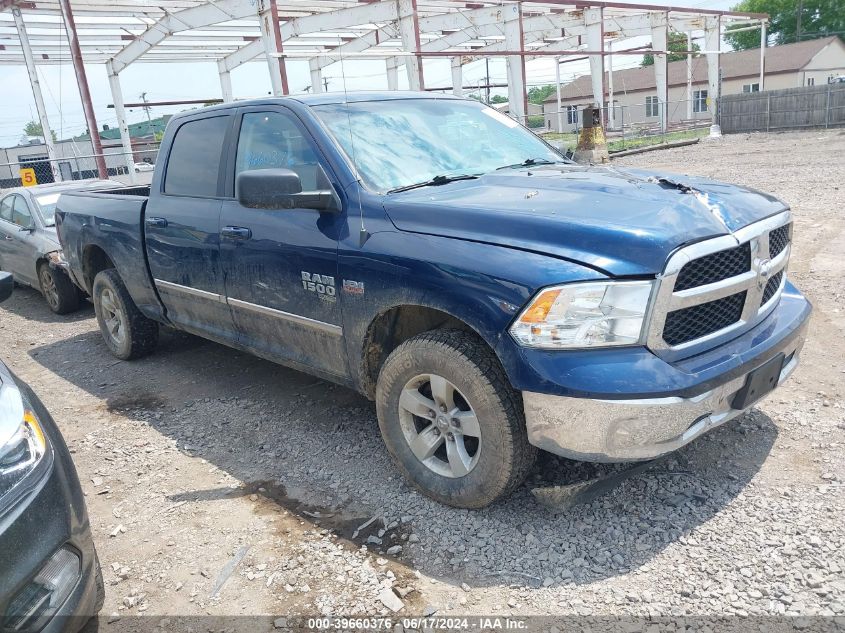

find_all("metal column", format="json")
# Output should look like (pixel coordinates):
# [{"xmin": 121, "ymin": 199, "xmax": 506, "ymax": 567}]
[
  {"xmin": 607, "ymin": 43, "xmax": 615, "ymax": 129},
  {"xmin": 310, "ymin": 62, "xmax": 324, "ymax": 93},
  {"xmin": 59, "ymin": 0, "xmax": 108, "ymax": 179},
  {"xmin": 105, "ymin": 61, "xmax": 137, "ymax": 184},
  {"xmin": 451, "ymin": 58, "xmax": 463, "ymax": 97},
  {"xmin": 555, "ymin": 57, "xmax": 563, "ymax": 132},
  {"xmin": 258, "ymin": 0, "xmax": 289, "ymax": 96},
  {"xmin": 386, "ymin": 58, "xmax": 399, "ymax": 90},
  {"xmin": 12, "ymin": 7, "xmax": 60, "ymax": 182},
  {"xmin": 398, "ymin": 0, "xmax": 424, "ymax": 91},
  {"xmin": 686, "ymin": 32, "xmax": 693, "ymax": 120},
  {"xmin": 503, "ymin": 3, "xmax": 526, "ymax": 122},
  {"xmin": 705, "ymin": 15, "xmax": 722, "ymax": 133},
  {"xmin": 651, "ymin": 12, "xmax": 669, "ymax": 133},
  {"xmin": 759, "ymin": 21, "xmax": 767, "ymax": 91},
  {"xmin": 218, "ymin": 61, "xmax": 234, "ymax": 102},
  {"xmin": 584, "ymin": 7, "xmax": 604, "ymax": 111}
]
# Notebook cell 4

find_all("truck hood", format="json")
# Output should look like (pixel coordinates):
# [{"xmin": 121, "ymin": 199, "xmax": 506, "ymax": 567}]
[{"xmin": 382, "ymin": 164, "xmax": 787, "ymax": 276}]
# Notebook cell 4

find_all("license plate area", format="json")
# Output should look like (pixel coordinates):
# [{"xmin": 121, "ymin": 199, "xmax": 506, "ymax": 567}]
[{"xmin": 731, "ymin": 353, "xmax": 785, "ymax": 410}]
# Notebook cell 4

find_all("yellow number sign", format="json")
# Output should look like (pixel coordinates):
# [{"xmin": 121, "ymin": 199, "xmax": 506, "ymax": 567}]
[{"xmin": 20, "ymin": 168, "xmax": 37, "ymax": 187}]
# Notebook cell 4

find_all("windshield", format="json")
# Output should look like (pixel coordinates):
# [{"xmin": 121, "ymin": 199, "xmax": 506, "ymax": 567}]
[
  {"xmin": 34, "ymin": 193, "xmax": 60, "ymax": 226},
  {"xmin": 312, "ymin": 99, "xmax": 565, "ymax": 193}
]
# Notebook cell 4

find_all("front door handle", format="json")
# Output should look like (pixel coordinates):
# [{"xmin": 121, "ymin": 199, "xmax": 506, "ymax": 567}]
[
  {"xmin": 221, "ymin": 226, "xmax": 252, "ymax": 241},
  {"xmin": 146, "ymin": 217, "xmax": 168, "ymax": 229}
]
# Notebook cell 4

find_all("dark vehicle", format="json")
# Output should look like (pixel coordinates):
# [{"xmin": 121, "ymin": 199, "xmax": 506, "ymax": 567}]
[
  {"xmin": 0, "ymin": 180, "xmax": 122, "ymax": 314},
  {"xmin": 0, "ymin": 271, "xmax": 104, "ymax": 631},
  {"xmin": 55, "ymin": 93, "xmax": 811, "ymax": 508}
]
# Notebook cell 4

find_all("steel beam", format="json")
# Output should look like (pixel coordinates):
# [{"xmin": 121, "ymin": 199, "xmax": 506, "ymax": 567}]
[
  {"xmin": 759, "ymin": 20, "xmax": 766, "ymax": 91},
  {"xmin": 105, "ymin": 60, "xmax": 137, "ymax": 184},
  {"xmin": 398, "ymin": 0, "xmax": 424, "ymax": 90},
  {"xmin": 650, "ymin": 11, "xmax": 668, "ymax": 132},
  {"xmin": 309, "ymin": 61, "xmax": 323, "ymax": 93},
  {"xmin": 218, "ymin": 60, "xmax": 233, "ymax": 101},
  {"xmin": 59, "ymin": 0, "xmax": 108, "ymax": 179},
  {"xmin": 704, "ymin": 15, "xmax": 721, "ymax": 124},
  {"xmin": 11, "ymin": 7, "xmax": 60, "ymax": 182},
  {"xmin": 450, "ymin": 57, "xmax": 462, "ymax": 96},
  {"xmin": 386, "ymin": 57, "xmax": 399, "ymax": 90},
  {"xmin": 503, "ymin": 3, "xmax": 525, "ymax": 121},
  {"xmin": 585, "ymin": 7, "xmax": 604, "ymax": 109},
  {"xmin": 258, "ymin": 0, "xmax": 288, "ymax": 95}
]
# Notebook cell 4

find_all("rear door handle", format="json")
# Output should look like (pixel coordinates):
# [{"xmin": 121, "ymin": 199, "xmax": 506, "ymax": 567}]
[
  {"xmin": 221, "ymin": 226, "xmax": 252, "ymax": 241},
  {"xmin": 145, "ymin": 217, "xmax": 168, "ymax": 229}
]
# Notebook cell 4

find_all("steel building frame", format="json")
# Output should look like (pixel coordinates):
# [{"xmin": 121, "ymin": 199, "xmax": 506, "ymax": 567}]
[{"xmin": 1, "ymin": 0, "xmax": 768, "ymax": 181}]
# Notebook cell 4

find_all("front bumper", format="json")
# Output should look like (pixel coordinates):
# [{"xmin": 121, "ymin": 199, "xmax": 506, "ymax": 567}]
[
  {"xmin": 522, "ymin": 286, "xmax": 810, "ymax": 462},
  {"xmin": 0, "ymin": 379, "xmax": 99, "ymax": 633}
]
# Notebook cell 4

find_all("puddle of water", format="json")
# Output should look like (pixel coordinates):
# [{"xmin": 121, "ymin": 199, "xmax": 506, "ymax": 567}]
[
  {"xmin": 105, "ymin": 391, "xmax": 167, "ymax": 412},
  {"xmin": 245, "ymin": 480, "xmax": 412, "ymax": 557}
]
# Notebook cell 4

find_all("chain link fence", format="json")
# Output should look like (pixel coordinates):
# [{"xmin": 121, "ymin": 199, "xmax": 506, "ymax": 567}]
[{"xmin": 0, "ymin": 146, "xmax": 159, "ymax": 190}]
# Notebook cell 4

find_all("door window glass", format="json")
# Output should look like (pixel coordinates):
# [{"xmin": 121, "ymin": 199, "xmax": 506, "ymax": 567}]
[
  {"xmin": 0, "ymin": 196, "xmax": 13, "ymax": 222},
  {"xmin": 235, "ymin": 112, "xmax": 321, "ymax": 191},
  {"xmin": 10, "ymin": 196, "xmax": 33, "ymax": 229},
  {"xmin": 164, "ymin": 116, "xmax": 230, "ymax": 197}
]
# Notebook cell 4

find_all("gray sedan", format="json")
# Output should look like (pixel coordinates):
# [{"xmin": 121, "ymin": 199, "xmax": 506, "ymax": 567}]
[{"xmin": 0, "ymin": 179, "xmax": 122, "ymax": 314}]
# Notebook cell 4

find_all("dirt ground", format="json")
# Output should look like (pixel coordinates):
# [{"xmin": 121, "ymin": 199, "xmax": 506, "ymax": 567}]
[{"xmin": 0, "ymin": 129, "xmax": 843, "ymax": 627}]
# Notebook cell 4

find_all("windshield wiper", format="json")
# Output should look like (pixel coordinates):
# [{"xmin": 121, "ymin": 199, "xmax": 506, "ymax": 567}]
[
  {"xmin": 387, "ymin": 173, "xmax": 480, "ymax": 194},
  {"xmin": 495, "ymin": 158, "xmax": 565, "ymax": 170}
]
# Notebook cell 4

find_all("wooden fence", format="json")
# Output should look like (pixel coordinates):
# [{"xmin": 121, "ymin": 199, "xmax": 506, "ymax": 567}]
[{"xmin": 719, "ymin": 83, "xmax": 845, "ymax": 134}]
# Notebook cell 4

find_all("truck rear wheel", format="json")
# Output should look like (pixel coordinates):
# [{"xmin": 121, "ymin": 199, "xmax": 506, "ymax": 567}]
[
  {"xmin": 38, "ymin": 262, "xmax": 80, "ymax": 314},
  {"xmin": 92, "ymin": 269, "xmax": 158, "ymax": 360},
  {"xmin": 376, "ymin": 329, "xmax": 536, "ymax": 508}
]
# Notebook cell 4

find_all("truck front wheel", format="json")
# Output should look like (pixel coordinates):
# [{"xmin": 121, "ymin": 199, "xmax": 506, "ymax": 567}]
[
  {"xmin": 92, "ymin": 269, "xmax": 159, "ymax": 360},
  {"xmin": 376, "ymin": 329, "xmax": 536, "ymax": 508}
]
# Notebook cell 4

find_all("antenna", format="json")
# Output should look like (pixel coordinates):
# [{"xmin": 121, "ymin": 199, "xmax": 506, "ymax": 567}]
[{"xmin": 337, "ymin": 37, "xmax": 369, "ymax": 248}]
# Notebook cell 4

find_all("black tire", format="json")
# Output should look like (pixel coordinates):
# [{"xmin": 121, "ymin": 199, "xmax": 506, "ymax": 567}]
[
  {"xmin": 92, "ymin": 268, "xmax": 159, "ymax": 360},
  {"xmin": 38, "ymin": 262, "xmax": 80, "ymax": 314},
  {"xmin": 376, "ymin": 328, "xmax": 536, "ymax": 509}
]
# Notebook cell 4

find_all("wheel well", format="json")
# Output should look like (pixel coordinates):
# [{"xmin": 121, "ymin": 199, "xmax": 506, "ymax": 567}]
[
  {"xmin": 361, "ymin": 305, "xmax": 478, "ymax": 399},
  {"xmin": 81, "ymin": 246, "xmax": 115, "ymax": 294}
]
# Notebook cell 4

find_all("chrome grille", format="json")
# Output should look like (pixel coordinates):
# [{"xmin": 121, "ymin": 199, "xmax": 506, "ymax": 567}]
[
  {"xmin": 769, "ymin": 224, "xmax": 790, "ymax": 258},
  {"xmin": 664, "ymin": 291, "xmax": 747, "ymax": 346},
  {"xmin": 760, "ymin": 270, "xmax": 784, "ymax": 306},
  {"xmin": 647, "ymin": 211, "xmax": 792, "ymax": 357},
  {"xmin": 674, "ymin": 242, "xmax": 751, "ymax": 291}
]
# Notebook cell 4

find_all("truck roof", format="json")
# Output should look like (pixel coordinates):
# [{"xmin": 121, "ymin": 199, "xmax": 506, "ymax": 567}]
[{"xmin": 171, "ymin": 91, "xmax": 463, "ymax": 120}]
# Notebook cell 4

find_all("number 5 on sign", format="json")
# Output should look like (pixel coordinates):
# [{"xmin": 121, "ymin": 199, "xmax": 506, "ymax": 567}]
[{"xmin": 20, "ymin": 168, "xmax": 37, "ymax": 187}]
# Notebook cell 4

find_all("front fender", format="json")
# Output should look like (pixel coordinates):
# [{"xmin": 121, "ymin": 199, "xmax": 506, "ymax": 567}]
[{"xmin": 338, "ymin": 220, "xmax": 607, "ymax": 394}]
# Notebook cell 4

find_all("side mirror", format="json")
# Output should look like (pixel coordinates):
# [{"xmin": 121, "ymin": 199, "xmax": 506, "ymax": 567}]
[
  {"xmin": 236, "ymin": 168, "xmax": 339, "ymax": 213},
  {"xmin": 0, "ymin": 271, "xmax": 13, "ymax": 303}
]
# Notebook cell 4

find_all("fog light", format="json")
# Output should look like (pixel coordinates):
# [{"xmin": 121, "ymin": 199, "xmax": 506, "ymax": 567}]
[{"xmin": 4, "ymin": 547, "xmax": 80, "ymax": 632}]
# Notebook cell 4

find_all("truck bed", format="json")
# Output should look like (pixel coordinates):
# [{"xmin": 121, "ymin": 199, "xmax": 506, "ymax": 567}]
[{"xmin": 55, "ymin": 188, "xmax": 164, "ymax": 321}]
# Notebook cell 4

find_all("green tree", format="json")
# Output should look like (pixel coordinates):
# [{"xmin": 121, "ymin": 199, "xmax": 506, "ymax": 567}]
[
  {"xmin": 490, "ymin": 94, "xmax": 508, "ymax": 104},
  {"xmin": 528, "ymin": 84, "xmax": 557, "ymax": 104},
  {"xmin": 724, "ymin": 0, "xmax": 844, "ymax": 50},
  {"xmin": 23, "ymin": 120, "xmax": 57, "ymax": 141},
  {"xmin": 642, "ymin": 32, "xmax": 701, "ymax": 66}
]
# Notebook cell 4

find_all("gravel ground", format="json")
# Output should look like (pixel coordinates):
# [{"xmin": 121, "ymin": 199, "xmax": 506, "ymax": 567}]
[{"xmin": 0, "ymin": 129, "xmax": 843, "ymax": 626}]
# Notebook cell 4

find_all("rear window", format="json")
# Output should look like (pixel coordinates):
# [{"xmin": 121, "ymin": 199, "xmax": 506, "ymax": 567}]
[{"xmin": 164, "ymin": 116, "xmax": 230, "ymax": 197}]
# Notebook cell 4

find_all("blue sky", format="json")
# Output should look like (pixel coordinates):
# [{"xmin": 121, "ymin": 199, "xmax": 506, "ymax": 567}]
[{"xmin": 0, "ymin": 0, "xmax": 736, "ymax": 147}]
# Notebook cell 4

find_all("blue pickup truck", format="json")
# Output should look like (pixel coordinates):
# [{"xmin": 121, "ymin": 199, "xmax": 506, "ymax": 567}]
[{"xmin": 55, "ymin": 92, "xmax": 810, "ymax": 508}]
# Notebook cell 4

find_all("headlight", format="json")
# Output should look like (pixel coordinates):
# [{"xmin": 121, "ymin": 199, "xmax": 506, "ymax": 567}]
[
  {"xmin": 0, "ymin": 379, "xmax": 48, "ymax": 502},
  {"xmin": 510, "ymin": 280, "xmax": 653, "ymax": 349}
]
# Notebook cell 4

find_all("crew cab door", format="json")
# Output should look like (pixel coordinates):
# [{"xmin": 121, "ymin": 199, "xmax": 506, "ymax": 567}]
[
  {"xmin": 218, "ymin": 106, "xmax": 347, "ymax": 377},
  {"xmin": 145, "ymin": 113, "xmax": 236, "ymax": 342},
  {"xmin": 0, "ymin": 194, "xmax": 39, "ymax": 286}
]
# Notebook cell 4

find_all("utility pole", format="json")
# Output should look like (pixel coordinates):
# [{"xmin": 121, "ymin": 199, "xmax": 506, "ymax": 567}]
[
  {"xmin": 485, "ymin": 58, "xmax": 491, "ymax": 104},
  {"xmin": 140, "ymin": 92, "xmax": 153, "ymax": 125},
  {"xmin": 323, "ymin": 77, "xmax": 330, "ymax": 92},
  {"xmin": 796, "ymin": 0, "xmax": 803, "ymax": 41}
]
